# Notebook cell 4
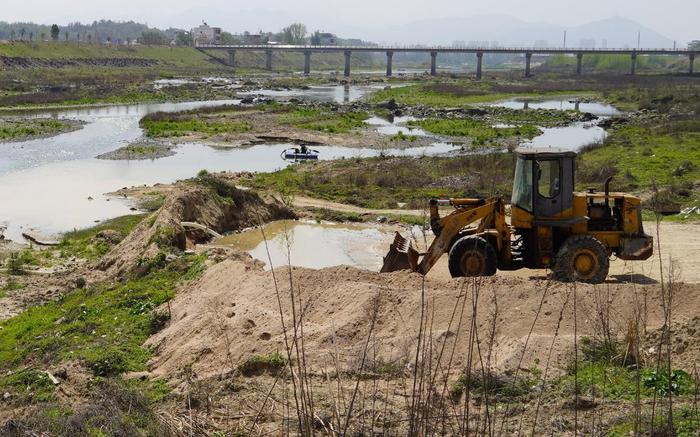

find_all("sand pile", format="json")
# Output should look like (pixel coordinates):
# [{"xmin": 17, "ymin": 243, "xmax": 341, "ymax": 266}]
[
  {"xmin": 99, "ymin": 176, "xmax": 295, "ymax": 277},
  {"xmin": 145, "ymin": 256, "xmax": 700, "ymax": 385}
]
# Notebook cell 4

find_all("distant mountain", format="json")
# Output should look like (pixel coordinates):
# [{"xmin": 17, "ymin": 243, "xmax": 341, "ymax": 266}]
[
  {"xmin": 340, "ymin": 15, "xmax": 675, "ymax": 49},
  {"xmin": 563, "ymin": 16, "xmax": 675, "ymax": 49}
]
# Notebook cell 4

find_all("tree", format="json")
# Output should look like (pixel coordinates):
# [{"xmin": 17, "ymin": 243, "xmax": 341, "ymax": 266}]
[
  {"xmin": 20, "ymin": 28, "xmax": 25, "ymax": 40},
  {"xmin": 220, "ymin": 32, "xmax": 240, "ymax": 45},
  {"xmin": 310, "ymin": 30, "xmax": 322, "ymax": 46},
  {"xmin": 689, "ymin": 40, "xmax": 700, "ymax": 51},
  {"xmin": 29, "ymin": 32, "xmax": 33, "ymax": 42},
  {"xmin": 50, "ymin": 24, "xmax": 60, "ymax": 41},
  {"xmin": 281, "ymin": 23, "xmax": 307, "ymax": 45},
  {"xmin": 175, "ymin": 31, "xmax": 193, "ymax": 46},
  {"xmin": 65, "ymin": 32, "xmax": 69, "ymax": 41},
  {"xmin": 139, "ymin": 29, "xmax": 167, "ymax": 45},
  {"xmin": 40, "ymin": 32, "xmax": 46, "ymax": 41}
]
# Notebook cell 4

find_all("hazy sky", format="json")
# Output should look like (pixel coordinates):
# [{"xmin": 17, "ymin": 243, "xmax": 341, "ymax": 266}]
[{"xmin": 4, "ymin": 0, "xmax": 698, "ymax": 43}]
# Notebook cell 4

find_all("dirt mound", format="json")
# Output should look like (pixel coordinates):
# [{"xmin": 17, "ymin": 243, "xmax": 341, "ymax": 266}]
[
  {"xmin": 644, "ymin": 315, "xmax": 700, "ymax": 371},
  {"xmin": 99, "ymin": 177, "xmax": 295, "ymax": 277},
  {"xmin": 146, "ymin": 257, "xmax": 700, "ymax": 385}
]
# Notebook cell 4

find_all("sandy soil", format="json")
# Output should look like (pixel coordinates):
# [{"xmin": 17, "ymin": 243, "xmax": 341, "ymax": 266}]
[{"xmin": 147, "ymin": 251, "xmax": 700, "ymax": 385}]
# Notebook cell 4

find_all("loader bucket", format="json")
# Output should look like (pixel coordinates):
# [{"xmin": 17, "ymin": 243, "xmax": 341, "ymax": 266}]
[{"xmin": 381, "ymin": 232, "xmax": 420, "ymax": 273}]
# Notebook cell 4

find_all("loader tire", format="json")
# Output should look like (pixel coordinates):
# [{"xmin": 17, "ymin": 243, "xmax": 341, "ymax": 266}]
[
  {"xmin": 448, "ymin": 236, "xmax": 498, "ymax": 278},
  {"xmin": 554, "ymin": 235, "xmax": 609, "ymax": 284}
]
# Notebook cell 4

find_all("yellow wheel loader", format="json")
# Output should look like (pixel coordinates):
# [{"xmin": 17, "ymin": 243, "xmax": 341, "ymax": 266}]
[{"xmin": 381, "ymin": 148, "xmax": 653, "ymax": 284}]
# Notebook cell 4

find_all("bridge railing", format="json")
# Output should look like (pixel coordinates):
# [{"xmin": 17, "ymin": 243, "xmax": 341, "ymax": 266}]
[{"xmin": 196, "ymin": 43, "xmax": 697, "ymax": 53}]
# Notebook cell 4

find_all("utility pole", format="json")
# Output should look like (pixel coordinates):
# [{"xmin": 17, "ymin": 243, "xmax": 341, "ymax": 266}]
[
  {"xmin": 637, "ymin": 32, "xmax": 641, "ymax": 50},
  {"xmin": 563, "ymin": 30, "xmax": 567, "ymax": 48}
]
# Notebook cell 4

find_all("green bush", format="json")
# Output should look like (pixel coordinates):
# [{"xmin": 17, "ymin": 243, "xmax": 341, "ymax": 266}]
[{"xmin": 6, "ymin": 252, "xmax": 25, "ymax": 275}]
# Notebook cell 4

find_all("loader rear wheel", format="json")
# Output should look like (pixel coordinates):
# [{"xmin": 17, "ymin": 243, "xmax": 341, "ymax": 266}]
[
  {"xmin": 554, "ymin": 235, "xmax": 609, "ymax": 284},
  {"xmin": 448, "ymin": 236, "xmax": 498, "ymax": 278}
]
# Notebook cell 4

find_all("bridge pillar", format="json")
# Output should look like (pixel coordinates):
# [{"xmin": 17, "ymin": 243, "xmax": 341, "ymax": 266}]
[
  {"xmin": 630, "ymin": 51, "xmax": 637, "ymax": 75},
  {"xmin": 476, "ymin": 52, "xmax": 483, "ymax": 80},
  {"xmin": 303, "ymin": 51, "xmax": 311, "ymax": 76},
  {"xmin": 430, "ymin": 51, "xmax": 437, "ymax": 76},
  {"xmin": 524, "ymin": 52, "xmax": 532, "ymax": 77},
  {"xmin": 576, "ymin": 53, "xmax": 583, "ymax": 75},
  {"xmin": 386, "ymin": 51, "xmax": 394, "ymax": 77},
  {"xmin": 265, "ymin": 50, "xmax": 273, "ymax": 71},
  {"xmin": 227, "ymin": 49, "xmax": 236, "ymax": 67},
  {"xmin": 344, "ymin": 50, "xmax": 352, "ymax": 77},
  {"xmin": 690, "ymin": 54, "xmax": 695, "ymax": 74}
]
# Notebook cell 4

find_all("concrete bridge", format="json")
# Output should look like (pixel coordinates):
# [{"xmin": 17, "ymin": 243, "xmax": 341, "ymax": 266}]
[{"xmin": 197, "ymin": 44, "xmax": 699, "ymax": 79}]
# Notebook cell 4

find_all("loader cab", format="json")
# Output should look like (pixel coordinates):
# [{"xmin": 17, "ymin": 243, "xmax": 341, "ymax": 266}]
[{"xmin": 511, "ymin": 148, "xmax": 576, "ymax": 221}]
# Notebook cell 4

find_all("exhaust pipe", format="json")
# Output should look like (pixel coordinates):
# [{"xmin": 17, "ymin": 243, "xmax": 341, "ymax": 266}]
[{"xmin": 604, "ymin": 176, "xmax": 613, "ymax": 208}]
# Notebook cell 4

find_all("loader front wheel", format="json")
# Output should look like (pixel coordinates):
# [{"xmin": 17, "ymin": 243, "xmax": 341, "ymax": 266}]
[
  {"xmin": 448, "ymin": 236, "xmax": 498, "ymax": 278},
  {"xmin": 554, "ymin": 235, "xmax": 609, "ymax": 284}
]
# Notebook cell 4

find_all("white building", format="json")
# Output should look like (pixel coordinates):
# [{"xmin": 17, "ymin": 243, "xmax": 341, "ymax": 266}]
[{"xmin": 192, "ymin": 23, "xmax": 222, "ymax": 45}]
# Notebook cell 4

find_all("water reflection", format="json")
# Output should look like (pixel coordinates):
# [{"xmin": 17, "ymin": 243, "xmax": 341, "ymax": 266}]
[
  {"xmin": 215, "ymin": 220, "xmax": 392, "ymax": 270},
  {"xmin": 0, "ymin": 142, "xmax": 460, "ymax": 242},
  {"xmin": 490, "ymin": 98, "xmax": 621, "ymax": 117}
]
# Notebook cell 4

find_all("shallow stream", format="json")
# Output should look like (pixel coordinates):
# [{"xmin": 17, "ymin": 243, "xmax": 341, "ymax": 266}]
[{"xmin": 0, "ymin": 89, "xmax": 620, "ymax": 243}]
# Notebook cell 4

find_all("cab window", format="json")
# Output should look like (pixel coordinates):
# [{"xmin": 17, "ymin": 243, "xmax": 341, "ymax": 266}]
[
  {"xmin": 537, "ymin": 159, "xmax": 560, "ymax": 199},
  {"xmin": 511, "ymin": 157, "xmax": 533, "ymax": 212}
]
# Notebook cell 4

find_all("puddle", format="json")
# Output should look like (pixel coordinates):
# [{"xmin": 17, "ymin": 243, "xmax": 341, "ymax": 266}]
[
  {"xmin": 366, "ymin": 116, "xmax": 429, "ymax": 137},
  {"xmin": 238, "ymin": 84, "xmax": 386, "ymax": 104},
  {"xmin": 153, "ymin": 77, "xmax": 240, "ymax": 90},
  {"xmin": 522, "ymin": 121, "xmax": 607, "ymax": 150},
  {"xmin": 215, "ymin": 220, "xmax": 391, "ymax": 270},
  {"xmin": 488, "ymin": 98, "xmax": 619, "ymax": 150},
  {"xmin": 489, "ymin": 98, "xmax": 621, "ymax": 117}
]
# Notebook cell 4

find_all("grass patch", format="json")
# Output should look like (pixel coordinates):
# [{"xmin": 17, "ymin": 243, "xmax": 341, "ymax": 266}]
[
  {"xmin": 608, "ymin": 406, "xmax": 700, "ymax": 437},
  {"xmin": 140, "ymin": 117, "xmax": 250, "ymax": 138},
  {"xmin": 578, "ymin": 123, "xmax": 700, "ymax": 190},
  {"xmin": 390, "ymin": 131, "xmax": 418, "ymax": 142},
  {"xmin": 0, "ymin": 118, "xmax": 76, "ymax": 141},
  {"xmin": 368, "ymin": 82, "xmax": 588, "ymax": 107},
  {"xmin": 275, "ymin": 106, "xmax": 369, "ymax": 134},
  {"xmin": 0, "ymin": 368, "xmax": 57, "ymax": 405},
  {"xmin": 59, "ymin": 214, "xmax": 147, "ymax": 259},
  {"xmin": 408, "ymin": 118, "xmax": 540, "ymax": 144},
  {"xmin": 0, "ymin": 253, "xmax": 207, "ymax": 384},
  {"xmin": 238, "ymin": 352, "xmax": 288, "ymax": 376},
  {"xmin": 556, "ymin": 363, "xmax": 693, "ymax": 401},
  {"xmin": 242, "ymin": 153, "xmax": 516, "ymax": 209},
  {"xmin": 1, "ymin": 377, "xmax": 170, "ymax": 436},
  {"xmin": 450, "ymin": 367, "xmax": 542, "ymax": 401}
]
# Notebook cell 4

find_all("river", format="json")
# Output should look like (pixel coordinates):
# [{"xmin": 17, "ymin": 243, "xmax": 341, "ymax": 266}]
[{"xmin": 0, "ymin": 86, "xmax": 619, "ymax": 243}]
